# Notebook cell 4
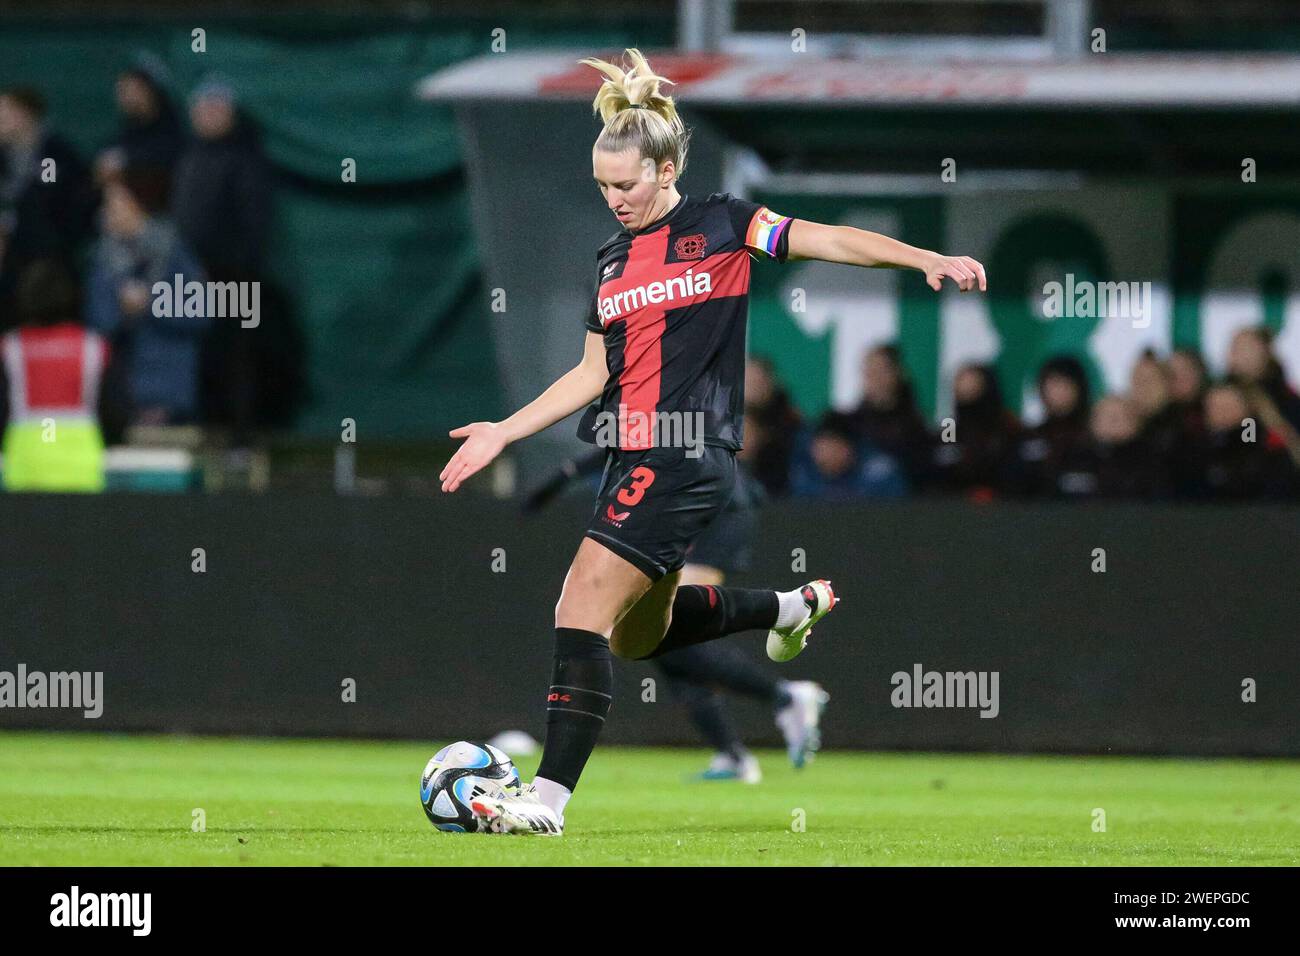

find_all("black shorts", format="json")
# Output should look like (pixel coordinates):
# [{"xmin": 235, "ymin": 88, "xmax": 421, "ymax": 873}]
[
  {"xmin": 685, "ymin": 464, "xmax": 765, "ymax": 574},
  {"xmin": 585, "ymin": 444, "xmax": 736, "ymax": 581}
]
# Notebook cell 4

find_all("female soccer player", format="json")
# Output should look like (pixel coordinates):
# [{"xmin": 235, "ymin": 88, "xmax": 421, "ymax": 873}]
[{"xmin": 439, "ymin": 49, "xmax": 987, "ymax": 835}]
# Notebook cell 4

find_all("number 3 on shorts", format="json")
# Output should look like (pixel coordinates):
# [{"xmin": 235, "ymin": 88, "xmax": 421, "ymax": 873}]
[{"xmin": 616, "ymin": 466, "xmax": 656, "ymax": 507}]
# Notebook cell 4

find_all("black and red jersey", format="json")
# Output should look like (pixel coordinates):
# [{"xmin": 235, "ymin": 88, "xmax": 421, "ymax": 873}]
[{"xmin": 577, "ymin": 192, "xmax": 791, "ymax": 452}]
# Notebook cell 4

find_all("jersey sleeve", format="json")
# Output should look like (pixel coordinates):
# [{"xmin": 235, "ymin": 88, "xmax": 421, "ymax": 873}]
[
  {"xmin": 584, "ymin": 288, "xmax": 603, "ymax": 333},
  {"xmin": 719, "ymin": 193, "xmax": 793, "ymax": 263}
]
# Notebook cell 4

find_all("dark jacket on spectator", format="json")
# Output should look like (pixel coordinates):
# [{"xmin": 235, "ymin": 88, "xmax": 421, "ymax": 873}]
[
  {"xmin": 109, "ymin": 73, "xmax": 184, "ymax": 172},
  {"xmin": 1135, "ymin": 402, "xmax": 1196, "ymax": 492},
  {"xmin": 1182, "ymin": 429, "xmax": 1298, "ymax": 501},
  {"xmin": 789, "ymin": 421, "xmax": 909, "ymax": 501},
  {"xmin": 86, "ymin": 218, "xmax": 208, "ymax": 421},
  {"xmin": 1054, "ymin": 437, "xmax": 1170, "ymax": 499},
  {"xmin": 927, "ymin": 374, "xmax": 1020, "ymax": 497},
  {"xmin": 847, "ymin": 390, "xmax": 931, "ymax": 484},
  {"xmin": 0, "ymin": 130, "xmax": 95, "ymax": 322},
  {"xmin": 1231, "ymin": 370, "xmax": 1300, "ymax": 436},
  {"xmin": 1008, "ymin": 414, "xmax": 1091, "ymax": 497},
  {"xmin": 1137, "ymin": 403, "xmax": 1188, "ymax": 463},
  {"xmin": 172, "ymin": 116, "xmax": 271, "ymax": 280},
  {"xmin": 1169, "ymin": 398, "xmax": 1204, "ymax": 437},
  {"xmin": 173, "ymin": 110, "xmax": 284, "ymax": 438},
  {"xmin": 743, "ymin": 386, "xmax": 801, "ymax": 497}
]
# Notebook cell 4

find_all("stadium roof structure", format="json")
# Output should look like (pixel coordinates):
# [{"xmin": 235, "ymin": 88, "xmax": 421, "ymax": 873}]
[{"xmin": 418, "ymin": 50, "xmax": 1300, "ymax": 109}]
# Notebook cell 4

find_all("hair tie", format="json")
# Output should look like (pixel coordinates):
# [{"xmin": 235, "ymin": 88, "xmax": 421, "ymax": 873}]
[{"xmin": 626, "ymin": 103, "xmax": 647, "ymax": 110}]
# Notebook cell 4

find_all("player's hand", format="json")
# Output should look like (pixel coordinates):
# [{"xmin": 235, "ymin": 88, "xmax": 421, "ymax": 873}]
[
  {"xmin": 924, "ymin": 254, "xmax": 987, "ymax": 293},
  {"xmin": 440, "ymin": 421, "xmax": 507, "ymax": 493}
]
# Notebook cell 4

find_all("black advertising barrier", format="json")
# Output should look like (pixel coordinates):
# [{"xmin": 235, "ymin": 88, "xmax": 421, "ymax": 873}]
[{"xmin": 0, "ymin": 493, "xmax": 1296, "ymax": 755}]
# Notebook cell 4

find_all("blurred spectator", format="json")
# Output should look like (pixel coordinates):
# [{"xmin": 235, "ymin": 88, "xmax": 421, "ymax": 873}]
[
  {"xmin": 1167, "ymin": 347, "xmax": 1207, "ymax": 438},
  {"xmin": 174, "ymin": 78, "xmax": 271, "ymax": 281},
  {"xmin": 0, "ymin": 87, "xmax": 96, "ymax": 323},
  {"xmin": 173, "ymin": 76, "xmax": 277, "ymax": 440},
  {"xmin": 1183, "ymin": 382, "xmax": 1297, "ymax": 500},
  {"xmin": 1055, "ymin": 395, "xmax": 1168, "ymax": 499},
  {"xmin": 0, "ymin": 259, "xmax": 109, "ymax": 491},
  {"xmin": 789, "ymin": 410, "xmax": 908, "ymax": 500},
  {"xmin": 1008, "ymin": 355, "xmax": 1092, "ymax": 496},
  {"xmin": 1128, "ymin": 350, "xmax": 1186, "ymax": 461},
  {"xmin": 846, "ymin": 343, "xmax": 931, "ymax": 482},
  {"xmin": 86, "ymin": 167, "xmax": 208, "ymax": 426},
  {"xmin": 927, "ymin": 363, "xmax": 1019, "ymax": 498},
  {"xmin": 1226, "ymin": 326, "xmax": 1300, "ymax": 433},
  {"xmin": 740, "ymin": 355, "xmax": 801, "ymax": 496},
  {"xmin": 95, "ymin": 55, "xmax": 184, "ymax": 183}
]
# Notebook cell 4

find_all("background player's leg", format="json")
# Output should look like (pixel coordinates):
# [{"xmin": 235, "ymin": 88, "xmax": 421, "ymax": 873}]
[
  {"xmin": 680, "ymin": 563, "xmax": 725, "ymax": 588},
  {"xmin": 654, "ymin": 655, "xmax": 746, "ymax": 757},
  {"xmin": 660, "ymin": 640, "xmax": 791, "ymax": 705},
  {"xmin": 653, "ymin": 662, "xmax": 760, "ymax": 783}
]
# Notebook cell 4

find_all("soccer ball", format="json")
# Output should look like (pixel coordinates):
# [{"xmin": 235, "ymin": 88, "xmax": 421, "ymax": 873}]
[{"xmin": 420, "ymin": 741, "xmax": 521, "ymax": 832}]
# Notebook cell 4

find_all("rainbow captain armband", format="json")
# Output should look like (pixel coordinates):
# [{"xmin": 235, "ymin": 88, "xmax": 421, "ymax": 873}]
[{"xmin": 744, "ymin": 206, "xmax": 792, "ymax": 259}]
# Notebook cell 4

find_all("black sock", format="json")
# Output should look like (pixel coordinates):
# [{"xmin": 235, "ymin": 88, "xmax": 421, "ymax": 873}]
[
  {"xmin": 656, "ymin": 642, "xmax": 786, "ymax": 704},
  {"xmin": 535, "ymin": 627, "xmax": 613, "ymax": 792},
  {"xmin": 638, "ymin": 585, "xmax": 778, "ymax": 659}
]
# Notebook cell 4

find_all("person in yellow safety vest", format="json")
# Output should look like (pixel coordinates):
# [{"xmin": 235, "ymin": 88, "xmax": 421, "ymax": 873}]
[{"xmin": 0, "ymin": 259, "xmax": 108, "ymax": 492}]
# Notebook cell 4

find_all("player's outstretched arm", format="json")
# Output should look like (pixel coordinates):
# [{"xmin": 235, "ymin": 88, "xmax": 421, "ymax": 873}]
[
  {"xmin": 440, "ymin": 330, "xmax": 607, "ymax": 494},
  {"xmin": 785, "ymin": 219, "xmax": 987, "ymax": 293}
]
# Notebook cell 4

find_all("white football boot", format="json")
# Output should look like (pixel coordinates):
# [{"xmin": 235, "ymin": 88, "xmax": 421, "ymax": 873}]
[
  {"xmin": 775, "ymin": 681, "xmax": 830, "ymax": 769},
  {"xmin": 766, "ymin": 580, "xmax": 838, "ymax": 662},
  {"xmin": 471, "ymin": 782, "xmax": 564, "ymax": 836}
]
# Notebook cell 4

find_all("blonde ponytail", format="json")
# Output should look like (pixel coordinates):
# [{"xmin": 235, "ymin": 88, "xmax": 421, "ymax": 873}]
[{"xmin": 580, "ymin": 48, "xmax": 691, "ymax": 180}]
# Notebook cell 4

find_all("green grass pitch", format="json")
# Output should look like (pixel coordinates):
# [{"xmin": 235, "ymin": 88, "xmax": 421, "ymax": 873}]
[{"xmin": 2, "ymin": 730, "xmax": 1297, "ymax": 866}]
